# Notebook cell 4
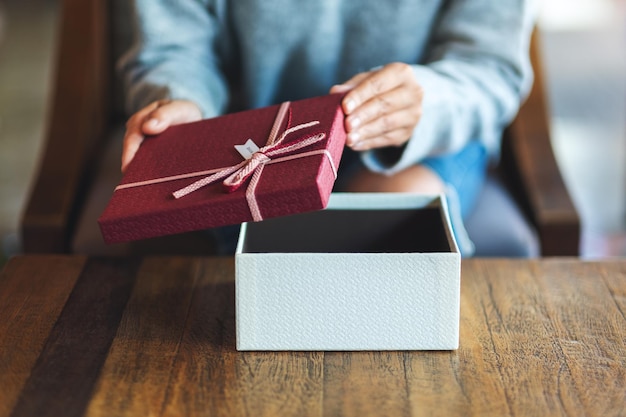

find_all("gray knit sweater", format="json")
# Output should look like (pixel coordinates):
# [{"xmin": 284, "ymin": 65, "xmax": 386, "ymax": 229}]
[{"xmin": 119, "ymin": 0, "xmax": 537, "ymax": 174}]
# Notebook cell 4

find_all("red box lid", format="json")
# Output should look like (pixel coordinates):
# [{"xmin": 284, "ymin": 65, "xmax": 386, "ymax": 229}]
[{"xmin": 98, "ymin": 93, "xmax": 347, "ymax": 244}]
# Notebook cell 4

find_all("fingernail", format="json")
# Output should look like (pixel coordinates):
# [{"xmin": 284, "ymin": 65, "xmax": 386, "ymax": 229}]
[
  {"xmin": 332, "ymin": 84, "xmax": 352, "ymax": 93},
  {"xmin": 347, "ymin": 131, "xmax": 361, "ymax": 146},
  {"xmin": 352, "ymin": 141, "xmax": 365, "ymax": 151},
  {"xmin": 348, "ymin": 116, "xmax": 361, "ymax": 130},
  {"xmin": 345, "ymin": 99, "xmax": 356, "ymax": 114},
  {"xmin": 147, "ymin": 118, "xmax": 160, "ymax": 128}
]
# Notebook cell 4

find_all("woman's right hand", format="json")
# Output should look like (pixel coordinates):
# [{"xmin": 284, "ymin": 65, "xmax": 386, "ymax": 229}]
[{"xmin": 121, "ymin": 99, "xmax": 202, "ymax": 172}]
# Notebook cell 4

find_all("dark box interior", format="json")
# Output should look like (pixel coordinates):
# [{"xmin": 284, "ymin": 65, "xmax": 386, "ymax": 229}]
[{"xmin": 242, "ymin": 207, "xmax": 452, "ymax": 254}]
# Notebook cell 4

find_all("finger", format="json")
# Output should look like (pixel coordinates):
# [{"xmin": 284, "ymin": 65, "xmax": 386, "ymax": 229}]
[
  {"xmin": 121, "ymin": 130, "xmax": 145, "ymax": 172},
  {"xmin": 141, "ymin": 101, "xmax": 202, "ymax": 135},
  {"xmin": 329, "ymin": 72, "xmax": 371, "ymax": 95},
  {"xmin": 348, "ymin": 107, "xmax": 419, "ymax": 148},
  {"xmin": 344, "ymin": 85, "xmax": 422, "ymax": 134},
  {"xmin": 121, "ymin": 103, "xmax": 160, "ymax": 172},
  {"xmin": 123, "ymin": 100, "xmax": 164, "ymax": 141},
  {"xmin": 121, "ymin": 100, "xmax": 202, "ymax": 172},
  {"xmin": 330, "ymin": 72, "xmax": 373, "ymax": 114},
  {"xmin": 350, "ymin": 127, "xmax": 414, "ymax": 151},
  {"xmin": 342, "ymin": 63, "xmax": 410, "ymax": 115},
  {"xmin": 125, "ymin": 101, "xmax": 162, "ymax": 130},
  {"xmin": 329, "ymin": 84, "xmax": 352, "ymax": 94}
]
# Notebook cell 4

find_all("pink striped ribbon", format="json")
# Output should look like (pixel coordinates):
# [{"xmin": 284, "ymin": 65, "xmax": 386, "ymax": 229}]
[{"xmin": 115, "ymin": 101, "xmax": 338, "ymax": 222}]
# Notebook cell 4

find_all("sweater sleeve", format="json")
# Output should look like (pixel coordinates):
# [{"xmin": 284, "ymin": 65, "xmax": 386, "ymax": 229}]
[
  {"xmin": 361, "ymin": 0, "xmax": 539, "ymax": 174},
  {"xmin": 118, "ymin": 0, "xmax": 228, "ymax": 119}
]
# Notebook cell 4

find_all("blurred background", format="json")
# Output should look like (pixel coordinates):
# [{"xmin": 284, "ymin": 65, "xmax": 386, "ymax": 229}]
[{"xmin": 0, "ymin": 0, "xmax": 625, "ymax": 263}]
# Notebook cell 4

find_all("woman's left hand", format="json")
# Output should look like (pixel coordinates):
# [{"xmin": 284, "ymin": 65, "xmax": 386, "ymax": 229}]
[{"xmin": 330, "ymin": 62, "xmax": 424, "ymax": 151}]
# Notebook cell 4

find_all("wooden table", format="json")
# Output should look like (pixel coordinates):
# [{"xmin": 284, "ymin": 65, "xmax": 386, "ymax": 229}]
[{"xmin": 1, "ymin": 256, "xmax": 624, "ymax": 417}]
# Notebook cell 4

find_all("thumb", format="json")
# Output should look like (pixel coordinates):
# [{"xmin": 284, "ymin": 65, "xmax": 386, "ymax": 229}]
[{"xmin": 142, "ymin": 100, "xmax": 202, "ymax": 135}]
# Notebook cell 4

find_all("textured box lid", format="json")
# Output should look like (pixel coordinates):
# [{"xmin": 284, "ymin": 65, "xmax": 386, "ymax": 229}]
[
  {"xmin": 98, "ymin": 94, "xmax": 346, "ymax": 244},
  {"xmin": 235, "ymin": 193, "xmax": 461, "ymax": 351}
]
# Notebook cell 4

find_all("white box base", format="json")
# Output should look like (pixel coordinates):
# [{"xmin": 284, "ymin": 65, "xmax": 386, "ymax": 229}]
[{"xmin": 235, "ymin": 193, "xmax": 461, "ymax": 351}]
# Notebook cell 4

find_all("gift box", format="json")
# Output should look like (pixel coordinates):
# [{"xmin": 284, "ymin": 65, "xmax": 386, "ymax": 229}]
[
  {"xmin": 99, "ymin": 94, "xmax": 346, "ymax": 244},
  {"xmin": 236, "ymin": 193, "xmax": 461, "ymax": 351}
]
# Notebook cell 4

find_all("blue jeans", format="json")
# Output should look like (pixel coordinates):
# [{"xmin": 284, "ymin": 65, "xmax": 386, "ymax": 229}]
[
  {"xmin": 421, "ymin": 142, "xmax": 488, "ymax": 256},
  {"xmin": 337, "ymin": 141, "xmax": 488, "ymax": 256},
  {"xmin": 421, "ymin": 142, "xmax": 488, "ymax": 219}
]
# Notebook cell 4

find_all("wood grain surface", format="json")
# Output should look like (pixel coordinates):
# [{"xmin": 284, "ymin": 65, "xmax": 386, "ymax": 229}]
[{"xmin": 1, "ymin": 256, "xmax": 624, "ymax": 417}]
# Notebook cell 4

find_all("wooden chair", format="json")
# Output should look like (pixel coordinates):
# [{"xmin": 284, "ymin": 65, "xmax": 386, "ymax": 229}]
[{"xmin": 20, "ymin": 0, "xmax": 580, "ymax": 256}]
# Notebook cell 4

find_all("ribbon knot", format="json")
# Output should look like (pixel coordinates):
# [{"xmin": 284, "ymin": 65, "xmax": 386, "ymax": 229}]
[{"xmin": 222, "ymin": 150, "xmax": 271, "ymax": 193}]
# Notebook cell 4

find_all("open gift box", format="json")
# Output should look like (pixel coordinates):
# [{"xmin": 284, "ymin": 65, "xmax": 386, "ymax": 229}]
[
  {"xmin": 98, "ymin": 94, "xmax": 461, "ymax": 351},
  {"xmin": 236, "ymin": 193, "xmax": 461, "ymax": 351}
]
